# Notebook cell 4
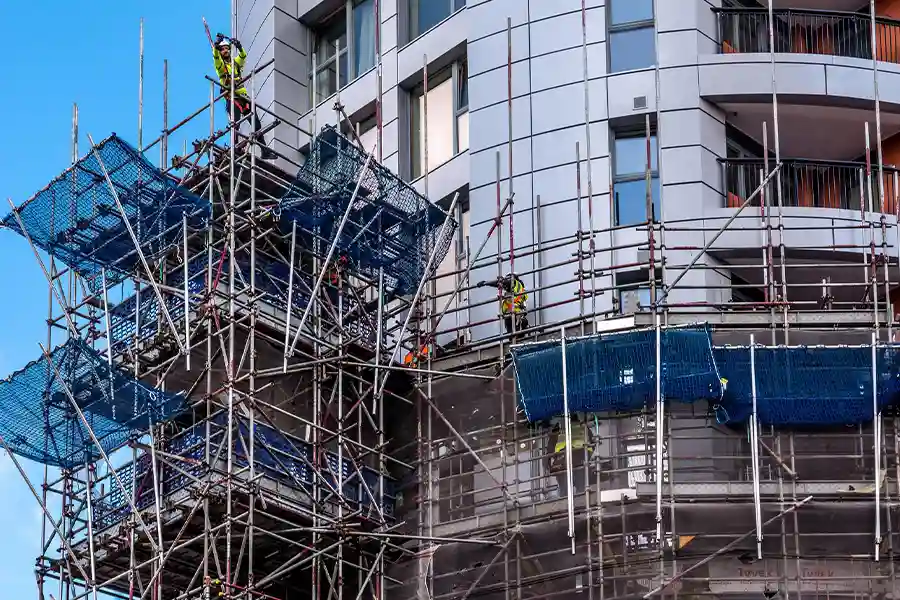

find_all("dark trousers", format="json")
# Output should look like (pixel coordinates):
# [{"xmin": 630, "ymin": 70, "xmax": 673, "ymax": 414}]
[
  {"xmin": 225, "ymin": 95, "xmax": 267, "ymax": 145},
  {"xmin": 504, "ymin": 313, "xmax": 528, "ymax": 335},
  {"xmin": 551, "ymin": 450, "xmax": 587, "ymax": 497}
]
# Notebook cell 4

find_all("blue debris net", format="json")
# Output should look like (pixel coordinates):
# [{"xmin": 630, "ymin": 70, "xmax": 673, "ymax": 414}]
[
  {"xmin": 0, "ymin": 339, "xmax": 187, "ymax": 469},
  {"xmin": 714, "ymin": 345, "xmax": 900, "ymax": 427},
  {"xmin": 278, "ymin": 126, "xmax": 456, "ymax": 295},
  {"xmin": 2, "ymin": 134, "xmax": 211, "ymax": 292},
  {"xmin": 512, "ymin": 325, "xmax": 724, "ymax": 423},
  {"xmin": 109, "ymin": 252, "xmax": 208, "ymax": 354},
  {"xmin": 108, "ymin": 249, "xmax": 375, "ymax": 355},
  {"xmin": 92, "ymin": 411, "xmax": 396, "ymax": 532}
]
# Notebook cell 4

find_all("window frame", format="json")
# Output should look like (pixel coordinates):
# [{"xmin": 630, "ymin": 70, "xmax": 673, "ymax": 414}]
[
  {"xmin": 310, "ymin": 0, "xmax": 377, "ymax": 106},
  {"xmin": 607, "ymin": 0, "xmax": 656, "ymax": 73},
  {"xmin": 409, "ymin": 58, "xmax": 469, "ymax": 180},
  {"xmin": 408, "ymin": 0, "xmax": 465, "ymax": 42},
  {"xmin": 612, "ymin": 128, "xmax": 660, "ymax": 226}
]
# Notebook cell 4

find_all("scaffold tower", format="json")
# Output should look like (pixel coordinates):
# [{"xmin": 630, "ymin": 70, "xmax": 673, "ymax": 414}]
[{"xmin": 7, "ymin": 2, "xmax": 900, "ymax": 600}]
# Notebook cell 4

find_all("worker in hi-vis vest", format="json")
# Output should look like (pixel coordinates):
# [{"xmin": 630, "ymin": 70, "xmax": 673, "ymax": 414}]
[
  {"xmin": 477, "ymin": 272, "xmax": 528, "ymax": 338},
  {"xmin": 212, "ymin": 33, "xmax": 276, "ymax": 160},
  {"xmin": 547, "ymin": 415, "xmax": 591, "ymax": 499},
  {"xmin": 404, "ymin": 343, "xmax": 429, "ymax": 369}
]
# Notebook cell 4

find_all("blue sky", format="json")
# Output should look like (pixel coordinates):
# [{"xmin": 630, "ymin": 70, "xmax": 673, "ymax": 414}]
[{"xmin": 0, "ymin": 2, "xmax": 227, "ymax": 596}]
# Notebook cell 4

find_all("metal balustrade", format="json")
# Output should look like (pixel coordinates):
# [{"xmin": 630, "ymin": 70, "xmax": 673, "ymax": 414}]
[
  {"xmin": 714, "ymin": 7, "xmax": 900, "ymax": 63},
  {"xmin": 721, "ymin": 157, "xmax": 900, "ymax": 213}
]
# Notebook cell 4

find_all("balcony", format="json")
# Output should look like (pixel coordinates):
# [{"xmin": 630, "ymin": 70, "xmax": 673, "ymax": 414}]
[
  {"xmin": 714, "ymin": 7, "xmax": 900, "ymax": 62},
  {"xmin": 721, "ymin": 157, "xmax": 900, "ymax": 213}
]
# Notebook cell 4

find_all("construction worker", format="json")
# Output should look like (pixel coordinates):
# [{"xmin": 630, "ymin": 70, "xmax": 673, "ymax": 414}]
[
  {"xmin": 404, "ymin": 343, "xmax": 429, "ymax": 369},
  {"xmin": 327, "ymin": 255, "xmax": 349, "ymax": 286},
  {"xmin": 546, "ymin": 416, "xmax": 590, "ymax": 499},
  {"xmin": 213, "ymin": 33, "xmax": 276, "ymax": 160},
  {"xmin": 478, "ymin": 273, "xmax": 528, "ymax": 336}
]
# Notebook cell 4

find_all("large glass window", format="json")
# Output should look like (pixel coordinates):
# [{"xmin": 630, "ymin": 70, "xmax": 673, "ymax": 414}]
[
  {"xmin": 410, "ymin": 59, "xmax": 468, "ymax": 179},
  {"xmin": 613, "ymin": 131, "xmax": 660, "ymax": 226},
  {"xmin": 311, "ymin": 0, "xmax": 377, "ymax": 105},
  {"xmin": 409, "ymin": 0, "xmax": 465, "ymax": 40},
  {"xmin": 608, "ymin": 0, "xmax": 656, "ymax": 73}
]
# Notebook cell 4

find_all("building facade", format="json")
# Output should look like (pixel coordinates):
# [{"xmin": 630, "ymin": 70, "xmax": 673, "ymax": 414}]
[
  {"xmin": 230, "ymin": 1, "xmax": 900, "ymax": 597},
  {"xmin": 240, "ymin": 0, "xmax": 900, "ymax": 337}
]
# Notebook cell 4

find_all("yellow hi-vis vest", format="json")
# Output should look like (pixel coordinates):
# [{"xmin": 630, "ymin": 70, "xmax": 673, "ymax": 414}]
[
  {"xmin": 501, "ymin": 278, "xmax": 527, "ymax": 315},
  {"xmin": 213, "ymin": 45, "xmax": 249, "ymax": 97},
  {"xmin": 555, "ymin": 425, "xmax": 588, "ymax": 453}
]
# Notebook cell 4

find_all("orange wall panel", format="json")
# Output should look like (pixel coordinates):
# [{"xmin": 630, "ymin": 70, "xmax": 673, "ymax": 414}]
[{"xmin": 877, "ymin": 0, "xmax": 900, "ymax": 19}]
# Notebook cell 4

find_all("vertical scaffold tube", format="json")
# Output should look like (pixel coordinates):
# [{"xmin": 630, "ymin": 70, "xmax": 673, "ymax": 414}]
[
  {"xmin": 138, "ymin": 18, "xmax": 144, "ymax": 151},
  {"xmin": 749, "ymin": 334, "xmax": 763, "ymax": 559},
  {"xmin": 765, "ymin": 0, "xmax": 789, "ymax": 340},
  {"xmin": 83, "ymin": 460, "xmax": 99, "ymax": 600},
  {"xmin": 873, "ymin": 331, "xmax": 883, "ymax": 561},
  {"xmin": 561, "ymin": 326, "xmax": 575, "ymax": 554},
  {"xmin": 283, "ymin": 219, "xmax": 297, "ymax": 372},
  {"xmin": 183, "ymin": 212, "xmax": 190, "ymax": 370},
  {"xmin": 654, "ymin": 314, "xmax": 664, "ymax": 545}
]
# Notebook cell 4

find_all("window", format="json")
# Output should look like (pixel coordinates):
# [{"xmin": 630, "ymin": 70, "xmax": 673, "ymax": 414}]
[
  {"xmin": 409, "ymin": 0, "xmax": 465, "ymax": 40},
  {"xmin": 613, "ymin": 131, "xmax": 659, "ymax": 226},
  {"xmin": 410, "ymin": 59, "xmax": 468, "ymax": 179},
  {"xmin": 608, "ymin": 0, "xmax": 656, "ymax": 72},
  {"xmin": 311, "ymin": 0, "xmax": 377, "ymax": 105},
  {"xmin": 616, "ymin": 269, "xmax": 661, "ymax": 313}
]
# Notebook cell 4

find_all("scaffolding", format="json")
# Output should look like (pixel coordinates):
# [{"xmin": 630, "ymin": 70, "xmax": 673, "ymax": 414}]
[{"xmin": 4, "ymin": 1, "xmax": 900, "ymax": 599}]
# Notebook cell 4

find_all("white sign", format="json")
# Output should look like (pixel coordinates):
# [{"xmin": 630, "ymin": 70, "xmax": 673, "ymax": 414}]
[{"xmin": 708, "ymin": 558, "xmax": 895, "ymax": 595}]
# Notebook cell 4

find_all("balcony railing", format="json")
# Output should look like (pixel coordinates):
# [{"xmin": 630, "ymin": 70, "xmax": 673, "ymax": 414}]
[
  {"xmin": 721, "ymin": 157, "xmax": 900, "ymax": 214},
  {"xmin": 713, "ymin": 7, "xmax": 900, "ymax": 63}
]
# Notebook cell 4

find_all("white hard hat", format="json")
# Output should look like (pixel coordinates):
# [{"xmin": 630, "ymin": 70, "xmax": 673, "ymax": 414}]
[{"xmin": 216, "ymin": 38, "xmax": 231, "ymax": 48}]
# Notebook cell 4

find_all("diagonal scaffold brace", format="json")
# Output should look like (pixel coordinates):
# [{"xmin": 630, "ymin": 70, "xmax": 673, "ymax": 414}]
[
  {"xmin": 375, "ymin": 191, "xmax": 460, "ymax": 397},
  {"xmin": 285, "ymin": 140, "xmax": 379, "ymax": 361},
  {"xmin": 39, "ymin": 341, "xmax": 162, "ymax": 556},
  {"xmin": 86, "ymin": 132, "xmax": 187, "ymax": 356}
]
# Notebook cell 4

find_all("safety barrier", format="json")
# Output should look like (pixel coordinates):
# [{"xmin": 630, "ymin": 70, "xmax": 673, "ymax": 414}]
[
  {"xmin": 511, "ymin": 325, "xmax": 724, "ymax": 422},
  {"xmin": 714, "ymin": 345, "xmax": 900, "ymax": 427}
]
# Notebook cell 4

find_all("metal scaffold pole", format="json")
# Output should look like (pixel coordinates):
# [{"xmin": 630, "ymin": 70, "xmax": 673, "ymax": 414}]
[
  {"xmin": 561, "ymin": 326, "xmax": 575, "ymax": 554},
  {"xmin": 749, "ymin": 334, "xmax": 763, "ymax": 559}
]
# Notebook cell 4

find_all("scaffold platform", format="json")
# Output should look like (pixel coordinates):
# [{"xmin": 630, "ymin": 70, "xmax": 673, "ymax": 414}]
[{"xmin": 91, "ymin": 410, "xmax": 396, "ymax": 535}]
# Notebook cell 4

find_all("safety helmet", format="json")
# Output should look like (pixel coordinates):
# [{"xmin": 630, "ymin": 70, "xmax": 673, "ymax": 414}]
[{"xmin": 216, "ymin": 38, "xmax": 231, "ymax": 49}]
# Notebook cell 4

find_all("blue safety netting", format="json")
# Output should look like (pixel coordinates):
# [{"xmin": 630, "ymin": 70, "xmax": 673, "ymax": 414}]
[
  {"xmin": 109, "ymin": 253, "xmax": 208, "ymax": 354},
  {"xmin": 0, "ymin": 339, "xmax": 186, "ymax": 468},
  {"xmin": 108, "ymin": 248, "xmax": 375, "ymax": 354},
  {"xmin": 92, "ymin": 411, "xmax": 395, "ymax": 533},
  {"xmin": 511, "ymin": 325, "xmax": 724, "ymax": 422},
  {"xmin": 2, "ymin": 135, "xmax": 211, "ymax": 292},
  {"xmin": 278, "ymin": 126, "xmax": 456, "ymax": 295},
  {"xmin": 713, "ymin": 345, "xmax": 900, "ymax": 427}
]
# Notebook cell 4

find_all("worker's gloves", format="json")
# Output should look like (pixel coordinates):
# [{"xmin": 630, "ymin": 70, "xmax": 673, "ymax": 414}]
[
  {"xmin": 233, "ymin": 38, "xmax": 244, "ymax": 51},
  {"xmin": 216, "ymin": 33, "xmax": 226, "ymax": 44}
]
